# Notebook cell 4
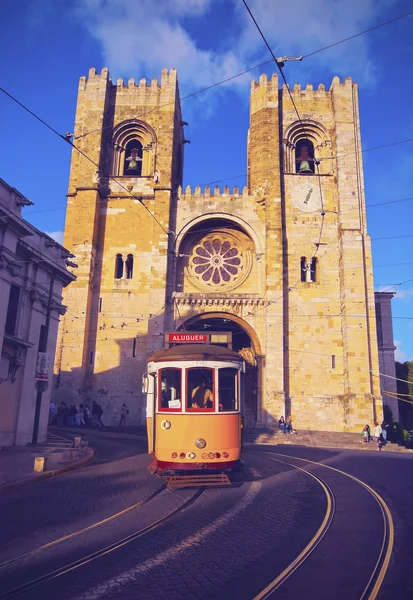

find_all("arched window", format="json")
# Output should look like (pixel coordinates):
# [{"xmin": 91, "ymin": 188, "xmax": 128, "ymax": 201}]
[
  {"xmin": 284, "ymin": 120, "xmax": 331, "ymax": 175},
  {"xmin": 123, "ymin": 140, "xmax": 143, "ymax": 176},
  {"xmin": 295, "ymin": 139, "xmax": 315, "ymax": 174},
  {"xmin": 115, "ymin": 254, "xmax": 124, "ymax": 279},
  {"xmin": 126, "ymin": 254, "xmax": 134, "ymax": 279},
  {"xmin": 111, "ymin": 120, "xmax": 157, "ymax": 178}
]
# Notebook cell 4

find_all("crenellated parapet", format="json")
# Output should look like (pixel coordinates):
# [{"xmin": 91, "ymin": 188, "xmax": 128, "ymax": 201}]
[
  {"xmin": 78, "ymin": 67, "xmax": 178, "ymax": 95},
  {"xmin": 177, "ymin": 184, "xmax": 253, "ymax": 202},
  {"xmin": 250, "ymin": 72, "xmax": 279, "ymax": 114}
]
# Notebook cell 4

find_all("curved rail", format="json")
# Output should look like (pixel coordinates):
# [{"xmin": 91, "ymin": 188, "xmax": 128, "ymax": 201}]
[
  {"xmin": 253, "ymin": 454, "xmax": 336, "ymax": 599},
  {"xmin": 255, "ymin": 451, "xmax": 394, "ymax": 600},
  {"xmin": 0, "ymin": 485, "xmax": 166, "ymax": 569},
  {"xmin": 0, "ymin": 488, "xmax": 205, "ymax": 599}
]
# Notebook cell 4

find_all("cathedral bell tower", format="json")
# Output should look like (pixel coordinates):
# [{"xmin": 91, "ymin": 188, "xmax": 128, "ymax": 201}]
[{"xmin": 54, "ymin": 67, "xmax": 184, "ymax": 420}]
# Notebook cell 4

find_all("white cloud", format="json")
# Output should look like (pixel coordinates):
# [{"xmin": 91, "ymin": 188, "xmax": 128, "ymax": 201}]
[
  {"xmin": 394, "ymin": 288, "xmax": 413, "ymax": 300},
  {"xmin": 74, "ymin": 0, "xmax": 399, "ymax": 98},
  {"xmin": 394, "ymin": 340, "xmax": 406, "ymax": 362},
  {"xmin": 45, "ymin": 231, "xmax": 64, "ymax": 245}
]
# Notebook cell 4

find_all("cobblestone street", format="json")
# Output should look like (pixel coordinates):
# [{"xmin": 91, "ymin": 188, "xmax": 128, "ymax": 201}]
[{"xmin": 1, "ymin": 431, "xmax": 413, "ymax": 600}]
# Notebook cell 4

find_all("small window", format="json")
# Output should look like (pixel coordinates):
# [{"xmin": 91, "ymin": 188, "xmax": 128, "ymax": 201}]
[
  {"xmin": 218, "ymin": 368, "xmax": 238, "ymax": 412},
  {"xmin": 159, "ymin": 368, "xmax": 182, "ymax": 412},
  {"xmin": 300, "ymin": 257, "xmax": 307, "ymax": 282},
  {"xmin": 311, "ymin": 257, "xmax": 317, "ymax": 282},
  {"xmin": 301, "ymin": 257, "xmax": 316, "ymax": 282},
  {"xmin": 126, "ymin": 254, "xmax": 133, "ymax": 279},
  {"xmin": 295, "ymin": 139, "xmax": 315, "ymax": 174},
  {"xmin": 187, "ymin": 368, "xmax": 215, "ymax": 411},
  {"xmin": 123, "ymin": 140, "xmax": 143, "ymax": 176},
  {"xmin": 115, "ymin": 254, "xmax": 123, "ymax": 279},
  {"xmin": 5, "ymin": 285, "xmax": 20, "ymax": 336}
]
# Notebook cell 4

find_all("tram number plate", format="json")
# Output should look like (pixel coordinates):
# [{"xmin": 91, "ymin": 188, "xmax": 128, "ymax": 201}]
[{"xmin": 195, "ymin": 361, "xmax": 205, "ymax": 366}]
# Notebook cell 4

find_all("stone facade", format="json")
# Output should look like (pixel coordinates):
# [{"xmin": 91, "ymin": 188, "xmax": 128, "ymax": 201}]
[
  {"xmin": 0, "ymin": 178, "xmax": 75, "ymax": 446},
  {"xmin": 54, "ymin": 68, "xmax": 384, "ymax": 432},
  {"xmin": 375, "ymin": 292, "xmax": 398, "ymax": 420}
]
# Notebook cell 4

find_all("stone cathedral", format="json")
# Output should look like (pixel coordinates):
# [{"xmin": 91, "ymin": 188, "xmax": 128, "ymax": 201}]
[{"xmin": 54, "ymin": 67, "xmax": 384, "ymax": 432}]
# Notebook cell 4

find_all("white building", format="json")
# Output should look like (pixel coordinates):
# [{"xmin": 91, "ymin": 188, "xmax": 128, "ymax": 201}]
[{"xmin": 0, "ymin": 178, "xmax": 75, "ymax": 446}]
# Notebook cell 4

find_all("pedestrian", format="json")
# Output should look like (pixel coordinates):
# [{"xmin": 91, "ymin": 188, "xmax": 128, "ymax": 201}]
[
  {"xmin": 373, "ymin": 421, "xmax": 382, "ymax": 444},
  {"xmin": 69, "ymin": 405, "xmax": 78, "ymax": 427},
  {"xmin": 75, "ymin": 405, "xmax": 84, "ymax": 427},
  {"xmin": 83, "ymin": 405, "xmax": 91, "ymax": 427},
  {"xmin": 63, "ymin": 403, "xmax": 70, "ymax": 427},
  {"xmin": 286, "ymin": 415, "xmax": 297, "ymax": 434},
  {"xmin": 360, "ymin": 425, "xmax": 370, "ymax": 442},
  {"xmin": 120, "ymin": 404, "xmax": 129, "ymax": 426},
  {"xmin": 57, "ymin": 402, "xmax": 65, "ymax": 427},
  {"xmin": 92, "ymin": 400, "xmax": 99, "ymax": 428},
  {"xmin": 97, "ymin": 403, "xmax": 104, "ymax": 428},
  {"xmin": 49, "ymin": 400, "xmax": 56, "ymax": 425},
  {"xmin": 278, "ymin": 416, "xmax": 287, "ymax": 433}
]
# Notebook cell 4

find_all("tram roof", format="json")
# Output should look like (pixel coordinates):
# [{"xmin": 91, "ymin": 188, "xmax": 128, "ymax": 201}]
[{"xmin": 148, "ymin": 344, "xmax": 244, "ymax": 363}]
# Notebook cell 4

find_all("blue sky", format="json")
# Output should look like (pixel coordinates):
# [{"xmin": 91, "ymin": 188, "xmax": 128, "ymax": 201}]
[{"xmin": 1, "ymin": 0, "xmax": 412, "ymax": 360}]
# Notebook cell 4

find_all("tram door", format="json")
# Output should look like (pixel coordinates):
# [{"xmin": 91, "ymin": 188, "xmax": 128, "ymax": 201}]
[{"xmin": 144, "ymin": 373, "xmax": 157, "ymax": 454}]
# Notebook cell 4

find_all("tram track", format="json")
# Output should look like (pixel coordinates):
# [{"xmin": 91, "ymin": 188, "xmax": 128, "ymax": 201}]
[
  {"xmin": 252, "ymin": 451, "xmax": 394, "ymax": 600},
  {"xmin": 0, "ymin": 488, "xmax": 205, "ymax": 599},
  {"xmin": 0, "ymin": 484, "xmax": 166, "ymax": 570}
]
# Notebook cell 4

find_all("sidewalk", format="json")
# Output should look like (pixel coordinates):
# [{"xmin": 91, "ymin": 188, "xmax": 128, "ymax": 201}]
[{"xmin": 0, "ymin": 432, "xmax": 94, "ymax": 493}]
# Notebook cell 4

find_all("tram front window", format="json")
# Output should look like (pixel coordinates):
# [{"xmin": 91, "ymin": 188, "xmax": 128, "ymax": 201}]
[
  {"xmin": 187, "ymin": 368, "xmax": 215, "ymax": 411},
  {"xmin": 218, "ymin": 368, "xmax": 238, "ymax": 411},
  {"xmin": 159, "ymin": 368, "xmax": 181, "ymax": 411}
]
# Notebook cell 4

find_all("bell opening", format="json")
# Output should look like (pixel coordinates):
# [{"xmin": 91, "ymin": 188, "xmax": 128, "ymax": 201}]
[
  {"xmin": 295, "ymin": 139, "xmax": 315, "ymax": 174},
  {"xmin": 123, "ymin": 140, "xmax": 143, "ymax": 176}
]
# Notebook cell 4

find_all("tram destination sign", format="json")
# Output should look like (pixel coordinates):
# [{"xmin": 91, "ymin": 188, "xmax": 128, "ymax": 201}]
[
  {"xmin": 166, "ymin": 331, "xmax": 232, "ymax": 348},
  {"xmin": 168, "ymin": 333, "xmax": 208, "ymax": 343}
]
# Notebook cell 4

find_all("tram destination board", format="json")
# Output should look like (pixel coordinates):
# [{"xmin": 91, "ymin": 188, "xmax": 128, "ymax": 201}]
[{"xmin": 166, "ymin": 332, "xmax": 232, "ymax": 348}]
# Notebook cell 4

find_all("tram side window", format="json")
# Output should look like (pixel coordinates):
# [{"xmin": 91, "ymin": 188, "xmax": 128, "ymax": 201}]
[
  {"xmin": 218, "ymin": 368, "xmax": 238, "ymax": 411},
  {"xmin": 159, "ymin": 369, "xmax": 182, "ymax": 411},
  {"xmin": 187, "ymin": 368, "xmax": 215, "ymax": 411}
]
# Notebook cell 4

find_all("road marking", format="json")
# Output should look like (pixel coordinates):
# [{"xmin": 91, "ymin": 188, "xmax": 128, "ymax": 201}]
[
  {"xmin": 73, "ymin": 481, "xmax": 262, "ymax": 600},
  {"xmin": 253, "ymin": 456, "xmax": 335, "ymax": 599},
  {"xmin": 260, "ymin": 451, "xmax": 394, "ymax": 600}
]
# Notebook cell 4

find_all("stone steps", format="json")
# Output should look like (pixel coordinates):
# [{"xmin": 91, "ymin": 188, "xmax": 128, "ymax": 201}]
[{"xmin": 244, "ymin": 429, "xmax": 412, "ymax": 453}]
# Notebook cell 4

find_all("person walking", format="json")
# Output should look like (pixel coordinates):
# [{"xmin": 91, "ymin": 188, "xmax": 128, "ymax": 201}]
[
  {"xmin": 75, "ymin": 405, "xmax": 84, "ymax": 427},
  {"xmin": 97, "ymin": 403, "xmax": 104, "ymax": 428},
  {"xmin": 92, "ymin": 401, "xmax": 100, "ymax": 428},
  {"xmin": 120, "ymin": 404, "xmax": 129, "ymax": 427},
  {"xmin": 49, "ymin": 400, "xmax": 56, "ymax": 425}
]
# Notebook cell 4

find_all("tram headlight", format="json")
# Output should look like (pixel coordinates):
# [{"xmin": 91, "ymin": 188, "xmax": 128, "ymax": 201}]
[
  {"xmin": 187, "ymin": 452, "xmax": 196, "ymax": 459},
  {"xmin": 161, "ymin": 420, "xmax": 171, "ymax": 430},
  {"xmin": 195, "ymin": 438, "xmax": 206, "ymax": 449}
]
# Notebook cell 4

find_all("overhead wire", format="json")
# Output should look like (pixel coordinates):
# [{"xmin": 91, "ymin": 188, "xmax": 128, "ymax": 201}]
[{"xmin": 70, "ymin": 9, "xmax": 413, "ymax": 141}]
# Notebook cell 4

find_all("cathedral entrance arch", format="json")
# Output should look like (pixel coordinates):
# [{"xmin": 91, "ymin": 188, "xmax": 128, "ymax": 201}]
[{"xmin": 178, "ymin": 313, "xmax": 260, "ymax": 428}]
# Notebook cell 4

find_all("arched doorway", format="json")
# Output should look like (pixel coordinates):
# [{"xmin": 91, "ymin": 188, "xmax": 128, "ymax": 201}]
[{"xmin": 179, "ymin": 314, "xmax": 260, "ymax": 428}]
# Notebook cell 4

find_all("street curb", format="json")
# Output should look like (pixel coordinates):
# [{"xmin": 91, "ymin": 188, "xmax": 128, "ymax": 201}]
[
  {"xmin": 0, "ymin": 447, "xmax": 95, "ymax": 495},
  {"xmin": 243, "ymin": 441, "xmax": 413, "ymax": 453}
]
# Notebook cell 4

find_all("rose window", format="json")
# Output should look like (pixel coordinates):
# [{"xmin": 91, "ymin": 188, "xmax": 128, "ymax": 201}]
[{"xmin": 189, "ymin": 238, "xmax": 244, "ymax": 287}]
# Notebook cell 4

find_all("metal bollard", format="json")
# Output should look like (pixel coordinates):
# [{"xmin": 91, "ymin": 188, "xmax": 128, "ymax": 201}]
[
  {"xmin": 34, "ymin": 457, "xmax": 47, "ymax": 473},
  {"xmin": 74, "ymin": 436, "xmax": 81, "ymax": 448}
]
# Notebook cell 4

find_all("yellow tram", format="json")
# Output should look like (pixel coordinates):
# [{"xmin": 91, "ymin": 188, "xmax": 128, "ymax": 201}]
[{"xmin": 144, "ymin": 332, "xmax": 245, "ymax": 472}]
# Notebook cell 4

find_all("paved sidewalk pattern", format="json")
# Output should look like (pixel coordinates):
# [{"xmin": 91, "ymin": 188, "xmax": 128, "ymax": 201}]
[{"xmin": 0, "ymin": 432, "xmax": 94, "ymax": 492}]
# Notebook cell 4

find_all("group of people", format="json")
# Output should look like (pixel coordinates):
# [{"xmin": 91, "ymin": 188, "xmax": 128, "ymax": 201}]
[
  {"xmin": 49, "ymin": 400, "xmax": 104, "ymax": 429},
  {"xmin": 49, "ymin": 401, "xmax": 130, "ymax": 428},
  {"xmin": 278, "ymin": 416, "xmax": 297, "ymax": 434},
  {"xmin": 361, "ymin": 421, "xmax": 389, "ymax": 451}
]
